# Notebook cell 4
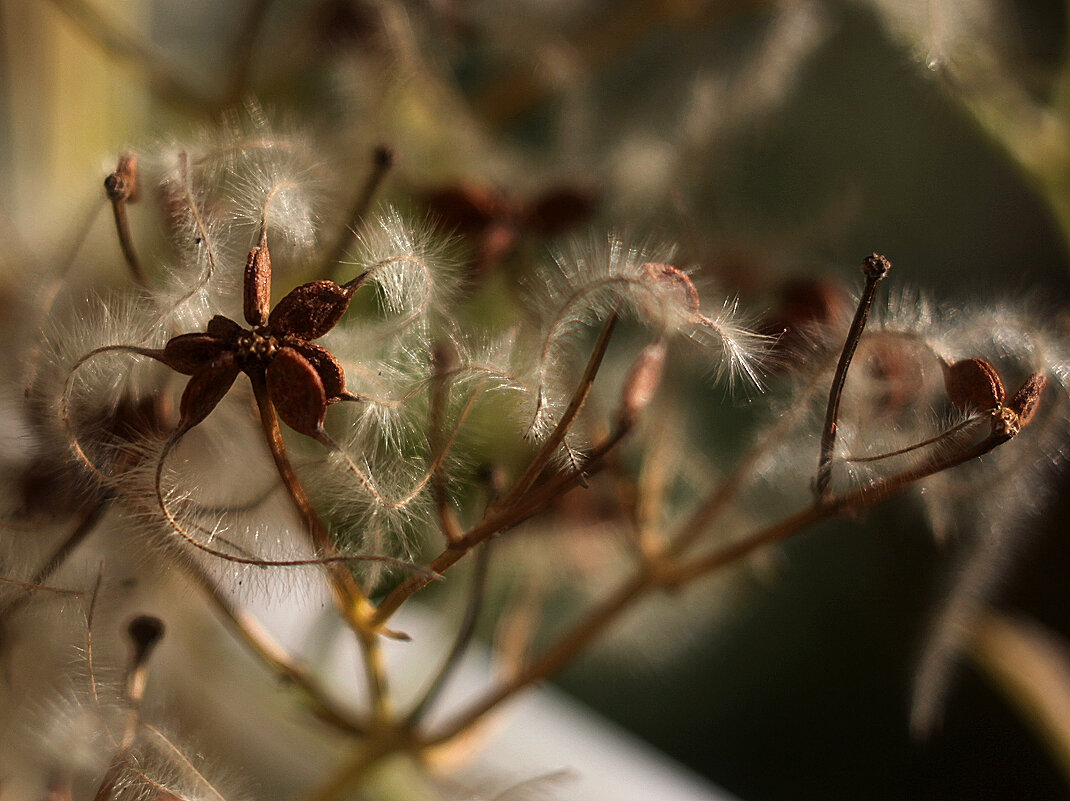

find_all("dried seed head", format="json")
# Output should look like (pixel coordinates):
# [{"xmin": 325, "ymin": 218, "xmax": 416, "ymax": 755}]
[
  {"xmin": 861, "ymin": 253, "xmax": 891, "ymax": 280},
  {"xmin": 104, "ymin": 153, "xmax": 138, "ymax": 202},
  {"xmin": 620, "ymin": 340, "xmax": 667, "ymax": 424},
  {"xmin": 244, "ymin": 245, "xmax": 272, "ymax": 327},
  {"xmin": 641, "ymin": 262, "xmax": 700, "ymax": 313},
  {"xmin": 942, "ymin": 358, "xmax": 1006, "ymax": 413},
  {"xmin": 1008, "ymin": 372, "xmax": 1047, "ymax": 429}
]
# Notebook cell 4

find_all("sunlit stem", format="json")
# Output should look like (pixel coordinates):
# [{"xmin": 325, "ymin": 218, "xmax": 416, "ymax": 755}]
[
  {"xmin": 405, "ymin": 543, "xmax": 491, "ymax": 725},
  {"xmin": 249, "ymin": 371, "xmax": 393, "ymax": 722},
  {"xmin": 370, "ymin": 315, "xmax": 619, "ymax": 627},
  {"xmin": 425, "ymin": 428, "xmax": 1013, "ymax": 746},
  {"xmin": 179, "ymin": 556, "xmax": 366, "ymax": 735}
]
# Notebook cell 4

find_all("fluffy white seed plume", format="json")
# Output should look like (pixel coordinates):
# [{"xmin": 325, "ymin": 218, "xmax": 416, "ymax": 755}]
[
  {"xmin": 347, "ymin": 207, "xmax": 462, "ymax": 336},
  {"xmin": 523, "ymin": 235, "xmax": 769, "ymax": 439},
  {"xmin": 218, "ymin": 103, "xmax": 325, "ymax": 255}
]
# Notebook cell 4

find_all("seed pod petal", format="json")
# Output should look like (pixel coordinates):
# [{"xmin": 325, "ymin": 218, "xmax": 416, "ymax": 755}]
[
  {"xmin": 244, "ymin": 245, "xmax": 272, "ymax": 327},
  {"xmin": 207, "ymin": 315, "xmax": 244, "ymax": 340},
  {"xmin": 283, "ymin": 338, "xmax": 348, "ymax": 401},
  {"xmin": 162, "ymin": 333, "xmax": 229, "ymax": 375},
  {"xmin": 268, "ymin": 281, "xmax": 353, "ymax": 340},
  {"xmin": 1008, "ymin": 372, "xmax": 1047, "ymax": 429},
  {"xmin": 267, "ymin": 346, "xmax": 327, "ymax": 437},
  {"xmin": 942, "ymin": 358, "xmax": 1005, "ymax": 413},
  {"xmin": 178, "ymin": 352, "xmax": 238, "ymax": 431}
]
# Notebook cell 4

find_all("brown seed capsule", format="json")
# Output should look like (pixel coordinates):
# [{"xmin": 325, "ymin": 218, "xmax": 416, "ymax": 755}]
[
  {"xmin": 268, "ymin": 280, "xmax": 354, "ymax": 340},
  {"xmin": 127, "ymin": 614, "xmax": 165, "ymax": 661},
  {"xmin": 267, "ymin": 346, "xmax": 328, "ymax": 437},
  {"xmin": 620, "ymin": 341, "xmax": 667, "ymax": 424},
  {"xmin": 161, "ymin": 333, "xmax": 229, "ymax": 375},
  {"xmin": 243, "ymin": 245, "xmax": 272, "ymax": 327},
  {"xmin": 178, "ymin": 353, "xmax": 239, "ymax": 431},
  {"xmin": 942, "ymin": 358, "xmax": 1006, "ymax": 413},
  {"xmin": 284, "ymin": 338, "xmax": 349, "ymax": 402},
  {"xmin": 1008, "ymin": 372, "xmax": 1047, "ymax": 429}
]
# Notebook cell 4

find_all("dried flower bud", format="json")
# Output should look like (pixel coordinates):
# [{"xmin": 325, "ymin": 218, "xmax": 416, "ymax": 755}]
[
  {"xmin": 1008, "ymin": 372, "xmax": 1046, "ymax": 429},
  {"xmin": 942, "ymin": 358, "xmax": 1006, "ymax": 413},
  {"xmin": 244, "ymin": 245, "xmax": 272, "ymax": 327},
  {"xmin": 620, "ymin": 341, "xmax": 667, "ymax": 424},
  {"xmin": 861, "ymin": 253, "xmax": 891, "ymax": 280},
  {"xmin": 104, "ymin": 153, "xmax": 138, "ymax": 203},
  {"xmin": 641, "ymin": 263, "xmax": 700, "ymax": 313},
  {"xmin": 127, "ymin": 614, "xmax": 165, "ymax": 662}
]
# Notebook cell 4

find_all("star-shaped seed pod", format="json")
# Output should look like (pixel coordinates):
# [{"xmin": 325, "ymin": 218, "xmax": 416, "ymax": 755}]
[{"xmin": 146, "ymin": 235, "xmax": 363, "ymax": 442}]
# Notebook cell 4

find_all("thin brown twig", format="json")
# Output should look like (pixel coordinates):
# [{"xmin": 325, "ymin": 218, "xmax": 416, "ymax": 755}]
[
  {"xmin": 249, "ymin": 372, "xmax": 393, "ymax": 722},
  {"xmin": 321, "ymin": 146, "xmax": 396, "ymax": 280},
  {"xmin": 0, "ymin": 503, "xmax": 105, "ymax": 621},
  {"xmin": 178, "ymin": 556, "xmax": 366, "ymax": 735},
  {"xmin": 815, "ymin": 254, "xmax": 891, "ymax": 498},
  {"xmin": 405, "ymin": 543, "xmax": 491, "ymax": 725},
  {"xmin": 371, "ymin": 315, "xmax": 620, "ymax": 627},
  {"xmin": 424, "ymin": 427, "xmax": 1015, "ymax": 745}
]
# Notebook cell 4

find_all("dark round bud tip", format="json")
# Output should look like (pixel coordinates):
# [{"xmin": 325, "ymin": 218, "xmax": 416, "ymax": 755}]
[
  {"xmin": 373, "ymin": 145, "xmax": 396, "ymax": 168},
  {"xmin": 861, "ymin": 253, "xmax": 891, "ymax": 280},
  {"xmin": 128, "ymin": 614, "xmax": 165, "ymax": 659},
  {"xmin": 104, "ymin": 173, "xmax": 124, "ymax": 200}
]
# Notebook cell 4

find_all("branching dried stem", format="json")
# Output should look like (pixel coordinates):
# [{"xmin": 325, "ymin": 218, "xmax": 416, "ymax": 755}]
[
  {"xmin": 423, "ymin": 427, "xmax": 1018, "ymax": 746},
  {"xmin": 178, "ymin": 555, "xmax": 366, "ymax": 735},
  {"xmin": 405, "ymin": 543, "xmax": 492, "ymax": 725},
  {"xmin": 371, "ymin": 313, "xmax": 620, "ymax": 627}
]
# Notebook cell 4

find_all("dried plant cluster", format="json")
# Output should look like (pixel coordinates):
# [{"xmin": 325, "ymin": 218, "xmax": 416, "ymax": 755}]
[{"xmin": 3, "ymin": 1, "xmax": 1070, "ymax": 800}]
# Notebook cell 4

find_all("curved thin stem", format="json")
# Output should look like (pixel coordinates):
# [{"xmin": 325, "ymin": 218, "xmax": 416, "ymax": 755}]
[{"xmin": 248, "ymin": 372, "xmax": 393, "ymax": 722}]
